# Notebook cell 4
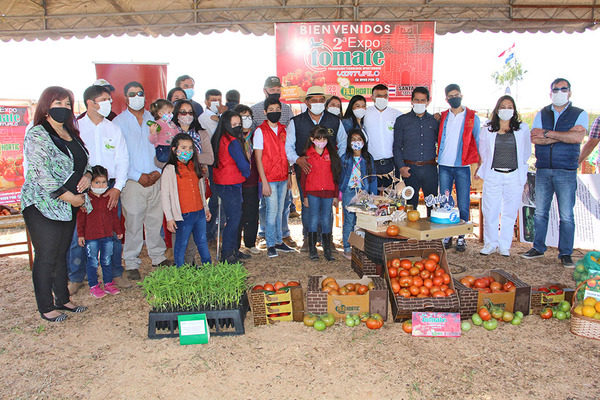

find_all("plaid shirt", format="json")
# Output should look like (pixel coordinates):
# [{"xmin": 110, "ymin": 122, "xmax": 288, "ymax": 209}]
[{"xmin": 589, "ymin": 116, "xmax": 600, "ymax": 139}]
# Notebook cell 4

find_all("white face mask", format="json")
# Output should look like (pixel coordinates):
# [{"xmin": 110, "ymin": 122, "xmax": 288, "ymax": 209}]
[
  {"xmin": 128, "ymin": 96, "xmax": 145, "ymax": 111},
  {"xmin": 327, "ymin": 107, "xmax": 341, "ymax": 116},
  {"xmin": 310, "ymin": 102, "xmax": 325, "ymax": 115},
  {"xmin": 498, "ymin": 109, "xmax": 514, "ymax": 121},
  {"xmin": 353, "ymin": 108, "xmax": 366, "ymax": 119},
  {"xmin": 551, "ymin": 91, "xmax": 569, "ymax": 107},
  {"xmin": 90, "ymin": 187, "xmax": 107, "ymax": 195},
  {"xmin": 412, "ymin": 103, "xmax": 427, "ymax": 115},
  {"xmin": 210, "ymin": 101, "xmax": 220, "ymax": 114},
  {"xmin": 96, "ymin": 100, "xmax": 112, "ymax": 118},
  {"xmin": 374, "ymin": 97, "xmax": 388, "ymax": 110},
  {"xmin": 242, "ymin": 116, "xmax": 253, "ymax": 129}
]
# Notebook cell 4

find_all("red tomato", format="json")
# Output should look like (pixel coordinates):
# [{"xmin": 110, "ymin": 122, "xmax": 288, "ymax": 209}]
[
  {"xmin": 391, "ymin": 258, "xmax": 401, "ymax": 269},
  {"xmin": 420, "ymin": 269, "xmax": 431, "ymax": 279},
  {"xmin": 252, "ymin": 285, "xmax": 264, "ymax": 291},
  {"xmin": 540, "ymin": 308, "xmax": 553, "ymax": 319},
  {"xmin": 388, "ymin": 267, "xmax": 398, "ymax": 279},
  {"xmin": 478, "ymin": 307, "xmax": 492, "ymax": 321},
  {"xmin": 473, "ymin": 278, "xmax": 487, "ymax": 288},
  {"xmin": 402, "ymin": 320, "xmax": 413, "ymax": 333}
]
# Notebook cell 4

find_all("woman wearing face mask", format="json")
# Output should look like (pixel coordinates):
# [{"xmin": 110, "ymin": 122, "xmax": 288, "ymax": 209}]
[
  {"xmin": 476, "ymin": 95, "xmax": 531, "ymax": 257},
  {"xmin": 21, "ymin": 86, "xmax": 92, "ymax": 322},
  {"xmin": 167, "ymin": 87, "xmax": 187, "ymax": 104},
  {"xmin": 211, "ymin": 111, "xmax": 252, "ymax": 263},
  {"xmin": 172, "ymin": 100, "xmax": 214, "ymax": 166},
  {"xmin": 341, "ymin": 95, "xmax": 367, "ymax": 136},
  {"xmin": 325, "ymin": 96, "xmax": 343, "ymax": 118}
]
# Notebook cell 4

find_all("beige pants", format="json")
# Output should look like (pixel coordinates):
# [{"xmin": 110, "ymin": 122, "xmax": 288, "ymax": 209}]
[{"xmin": 121, "ymin": 179, "xmax": 166, "ymax": 269}]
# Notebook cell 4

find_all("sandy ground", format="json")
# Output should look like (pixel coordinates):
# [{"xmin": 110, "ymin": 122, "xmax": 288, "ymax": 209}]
[{"xmin": 1, "ymin": 214, "xmax": 599, "ymax": 400}]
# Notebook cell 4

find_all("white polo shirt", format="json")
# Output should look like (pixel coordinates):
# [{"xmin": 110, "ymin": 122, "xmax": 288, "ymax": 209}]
[
  {"xmin": 364, "ymin": 105, "xmax": 402, "ymax": 160},
  {"xmin": 438, "ymin": 109, "xmax": 465, "ymax": 167}
]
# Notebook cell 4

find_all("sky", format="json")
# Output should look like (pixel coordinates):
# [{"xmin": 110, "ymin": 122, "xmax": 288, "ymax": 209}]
[{"xmin": 1, "ymin": 28, "xmax": 600, "ymax": 114}]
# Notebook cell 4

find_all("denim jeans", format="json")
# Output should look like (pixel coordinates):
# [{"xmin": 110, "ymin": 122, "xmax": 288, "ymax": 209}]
[
  {"xmin": 342, "ymin": 186, "xmax": 359, "ymax": 252},
  {"xmin": 307, "ymin": 195, "xmax": 334, "ymax": 233},
  {"xmin": 264, "ymin": 180, "xmax": 288, "ymax": 247},
  {"xmin": 533, "ymin": 168, "xmax": 577, "ymax": 257},
  {"xmin": 206, "ymin": 167, "xmax": 226, "ymax": 242},
  {"xmin": 173, "ymin": 209, "xmax": 212, "ymax": 266},
  {"xmin": 214, "ymin": 183, "xmax": 243, "ymax": 259},
  {"xmin": 404, "ymin": 164, "xmax": 438, "ymax": 216},
  {"xmin": 374, "ymin": 159, "xmax": 395, "ymax": 192},
  {"xmin": 438, "ymin": 165, "xmax": 471, "ymax": 224},
  {"xmin": 85, "ymin": 236, "xmax": 113, "ymax": 287},
  {"xmin": 238, "ymin": 185, "xmax": 259, "ymax": 249},
  {"xmin": 258, "ymin": 187, "xmax": 292, "ymax": 239}
]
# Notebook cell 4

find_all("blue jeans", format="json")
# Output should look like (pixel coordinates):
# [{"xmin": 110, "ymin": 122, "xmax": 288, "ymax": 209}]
[
  {"xmin": 173, "ymin": 209, "xmax": 211, "ymax": 266},
  {"xmin": 439, "ymin": 165, "xmax": 471, "ymax": 225},
  {"xmin": 342, "ymin": 186, "xmax": 359, "ymax": 252},
  {"xmin": 307, "ymin": 195, "xmax": 333, "ymax": 233},
  {"xmin": 258, "ymin": 188, "xmax": 292, "ymax": 239},
  {"xmin": 533, "ymin": 168, "xmax": 577, "ymax": 257},
  {"xmin": 404, "ymin": 164, "xmax": 438, "ymax": 216},
  {"xmin": 85, "ymin": 237, "xmax": 113, "ymax": 288},
  {"xmin": 264, "ymin": 180, "xmax": 287, "ymax": 247},
  {"xmin": 206, "ymin": 168, "xmax": 225, "ymax": 242},
  {"xmin": 214, "ymin": 183, "xmax": 243, "ymax": 258}
]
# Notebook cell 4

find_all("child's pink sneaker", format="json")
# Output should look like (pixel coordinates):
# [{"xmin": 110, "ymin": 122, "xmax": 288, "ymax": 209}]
[
  {"xmin": 90, "ymin": 284, "xmax": 106, "ymax": 298},
  {"xmin": 104, "ymin": 282, "xmax": 121, "ymax": 295}
]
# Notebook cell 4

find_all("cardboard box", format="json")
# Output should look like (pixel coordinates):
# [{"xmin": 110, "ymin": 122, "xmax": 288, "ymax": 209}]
[
  {"xmin": 250, "ymin": 285, "xmax": 304, "ymax": 326},
  {"xmin": 356, "ymin": 213, "xmax": 392, "ymax": 233},
  {"xmin": 351, "ymin": 246, "xmax": 383, "ymax": 278},
  {"xmin": 531, "ymin": 282, "xmax": 575, "ymax": 314},
  {"xmin": 306, "ymin": 275, "xmax": 388, "ymax": 321},
  {"xmin": 348, "ymin": 231, "xmax": 365, "ymax": 251},
  {"xmin": 394, "ymin": 219, "xmax": 473, "ymax": 240},
  {"xmin": 383, "ymin": 241, "xmax": 460, "ymax": 321}
]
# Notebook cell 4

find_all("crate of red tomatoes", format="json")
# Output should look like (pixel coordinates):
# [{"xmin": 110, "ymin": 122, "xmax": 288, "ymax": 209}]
[
  {"xmin": 249, "ymin": 281, "xmax": 305, "ymax": 326},
  {"xmin": 383, "ymin": 240, "xmax": 459, "ymax": 321}
]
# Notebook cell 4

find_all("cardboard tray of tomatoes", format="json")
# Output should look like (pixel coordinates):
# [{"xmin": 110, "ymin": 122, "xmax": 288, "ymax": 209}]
[
  {"xmin": 531, "ymin": 283, "xmax": 574, "ymax": 315},
  {"xmin": 383, "ymin": 240, "xmax": 460, "ymax": 322},
  {"xmin": 249, "ymin": 282, "xmax": 304, "ymax": 326}
]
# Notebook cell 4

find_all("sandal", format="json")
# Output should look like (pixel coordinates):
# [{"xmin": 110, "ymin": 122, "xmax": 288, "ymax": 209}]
[
  {"xmin": 55, "ymin": 304, "xmax": 88, "ymax": 313},
  {"xmin": 41, "ymin": 312, "xmax": 67, "ymax": 322}
]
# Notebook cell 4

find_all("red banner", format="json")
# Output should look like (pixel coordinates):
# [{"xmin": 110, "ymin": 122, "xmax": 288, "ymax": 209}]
[
  {"xmin": 94, "ymin": 63, "xmax": 168, "ymax": 114},
  {"xmin": 276, "ymin": 22, "xmax": 435, "ymax": 102},
  {"xmin": 0, "ymin": 105, "xmax": 28, "ymax": 206}
]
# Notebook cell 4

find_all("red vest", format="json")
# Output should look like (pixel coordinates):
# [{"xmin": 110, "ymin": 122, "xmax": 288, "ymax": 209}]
[
  {"xmin": 214, "ymin": 134, "xmax": 245, "ymax": 185},
  {"xmin": 305, "ymin": 146, "xmax": 335, "ymax": 192},
  {"xmin": 438, "ymin": 108, "xmax": 479, "ymax": 166},
  {"xmin": 258, "ymin": 120, "xmax": 288, "ymax": 183}
]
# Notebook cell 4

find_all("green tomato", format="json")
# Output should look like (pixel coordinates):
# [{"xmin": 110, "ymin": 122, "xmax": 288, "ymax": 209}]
[
  {"xmin": 510, "ymin": 316, "xmax": 522, "ymax": 325},
  {"xmin": 558, "ymin": 301, "xmax": 571, "ymax": 312},
  {"xmin": 565, "ymin": 311, "xmax": 571, "ymax": 319},
  {"xmin": 483, "ymin": 319, "xmax": 498, "ymax": 330},
  {"xmin": 321, "ymin": 313, "xmax": 336, "ymax": 327},
  {"xmin": 461, "ymin": 321, "xmax": 472, "ymax": 332},
  {"xmin": 471, "ymin": 313, "xmax": 483, "ymax": 326},
  {"xmin": 555, "ymin": 310, "xmax": 567, "ymax": 320},
  {"xmin": 345, "ymin": 317, "xmax": 356, "ymax": 327},
  {"xmin": 313, "ymin": 320, "xmax": 326, "ymax": 331},
  {"xmin": 514, "ymin": 311, "xmax": 524, "ymax": 319}
]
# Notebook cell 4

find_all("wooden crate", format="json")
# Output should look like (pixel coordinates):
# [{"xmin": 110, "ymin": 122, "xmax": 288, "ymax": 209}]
[{"xmin": 351, "ymin": 247, "xmax": 383, "ymax": 278}]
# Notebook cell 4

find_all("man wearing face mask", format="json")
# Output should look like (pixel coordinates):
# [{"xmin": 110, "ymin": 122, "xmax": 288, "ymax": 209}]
[
  {"xmin": 285, "ymin": 85, "xmax": 347, "ymax": 251},
  {"xmin": 364, "ymin": 84, "xmax": 402, "ymax": 191},
  {"xmin": 175, "ymin": 74, "xmax": 204, "ymax": 117},
  {"xmin": 199, "ymin": 89, "xmax": 229, "ymax": 137},
  {"xmin": 66, "ymin": 85, "xmax": 132, "ymax": 294},
  {"xmin": 113, "ymin": 81, "xmax": 168, "ymax": 280},
  {"xmin": 438, "ymin": 84, "xmax": 481, "ymax": 252},
  {"xmin": 393, "ymin": 87, "xmax": 439, "ymax": 215},
  {"xmin": 521, "ymin": 78, "xmax": 588, "ymax": 268}
]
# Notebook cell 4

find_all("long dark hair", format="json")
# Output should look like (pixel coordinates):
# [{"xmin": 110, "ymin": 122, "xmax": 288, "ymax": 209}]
[
  {"xmin": 344, "ymin": 128, "xmax": 373, "ymax": 176},
  {"xmin": 485, "ymin": 95, "xmax": 522, "ymax": 133},
  {"xmin": 304, "ymin": 125, "xmax": 342, "ymax": 185},
  {"xmin": 167, "ymin": 87, "xmax": 187, "ymax": 102},
  {"xmin": 164, "ymin": 133, "xmax": 203, "ymax": 178},
  {"xmin": 342, "ymin": 95, "xmax": 367, "ymax": 130},
  {"xmin": 172, "ymin": 100, "xmax": 203, "ymax": 132},
  {"xmin": 34, "ymin": 86, "xmax": 81, "ymax": 139},
  {"xmin": 211, "ymin": 110, "xmax": 245, "ymax": 167}
]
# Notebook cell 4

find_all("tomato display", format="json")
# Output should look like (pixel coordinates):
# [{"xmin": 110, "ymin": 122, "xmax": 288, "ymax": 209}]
[
  {"xmin": 387, "ymin": 253, "xmax": 454, "ymax": 298},
  {"xmin": 320, "ymin": 277, "xmax": 371, "ymax": 296},
  {"xmin": 459, "ymin": 275, "xmax": 516, "ymax": 293}
]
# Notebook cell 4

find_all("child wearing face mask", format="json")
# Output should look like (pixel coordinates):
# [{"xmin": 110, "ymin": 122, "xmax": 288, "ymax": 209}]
[
  {"xmin": 301, "ymin": 126, "xmax": 342, "ymax": 261},
  {"xmin": 339, "ymin": 129, "xmax": 378, "ymax": 259},
  {"xmin": 77, "ymin": 165, "xmax": 124, "ymax": 298},
  {"xmin": 161, "ymin": 134, "xmax": 212, "ymax": 267},
  {"xmin": 149, "ymin": 99, "xmax": 179, "ymax": 163}
]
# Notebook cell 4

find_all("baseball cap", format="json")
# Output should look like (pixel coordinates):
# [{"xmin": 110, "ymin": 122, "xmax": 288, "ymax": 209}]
[
  {"xmin": 93, "ymin": 78, "xmax": 116, "ymax": 92},
  {"xmin": 264, "ymin": 76, "xmax": 282, "ymax": 88}
]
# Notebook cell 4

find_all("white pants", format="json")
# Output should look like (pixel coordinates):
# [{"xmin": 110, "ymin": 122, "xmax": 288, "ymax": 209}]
[
  {"xmin": 482, "ymin": 169, "xmax": 524, "ymax": 250},
  {"xmin": 121, "ymin": 179, "xmax": 166, "ymax": 269}
]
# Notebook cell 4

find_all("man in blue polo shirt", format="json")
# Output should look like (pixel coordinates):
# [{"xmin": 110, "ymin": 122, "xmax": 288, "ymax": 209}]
[{"xmin": 521, "ymin": 78, "xmax": 588, "ymax": 268}]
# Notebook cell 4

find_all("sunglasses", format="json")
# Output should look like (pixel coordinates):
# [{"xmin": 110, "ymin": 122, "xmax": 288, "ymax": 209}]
[
  {"xmin": 126, "ymin": 91, "xmax": 145, "ymax": 97},
  {"xmin": 551, "ymin": 87, "xmax": 569, "ymax": 93},
  {"xmin": 178, "ymin": 110, "xmax": 194, "ymax": 115}
]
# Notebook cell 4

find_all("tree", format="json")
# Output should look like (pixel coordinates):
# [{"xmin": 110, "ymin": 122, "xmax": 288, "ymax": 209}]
[{"xmin": 492, "ymin": 59, "xmax": 527, "ymax": 96}]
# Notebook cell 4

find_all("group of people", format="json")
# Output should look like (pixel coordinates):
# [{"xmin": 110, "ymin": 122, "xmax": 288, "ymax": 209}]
[{"xmin": 22, "ymin": 73, "xmax": 597, "ymax": 322}]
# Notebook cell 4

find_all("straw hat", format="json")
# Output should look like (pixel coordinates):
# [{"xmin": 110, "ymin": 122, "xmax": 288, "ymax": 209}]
[{"xmin": 299, "ymin": 86, "xmax": 332, "ymax": 102}]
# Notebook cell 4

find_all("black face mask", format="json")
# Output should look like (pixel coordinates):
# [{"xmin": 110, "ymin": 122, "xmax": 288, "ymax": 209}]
[
  {"xmin": 229, "ymin": 126, "xmax": 243, "ymax": 137},
  {"xmin": 48, "ymin": 107, "xmax": 72, "ymax": 124},
  {"xmin": 266, "ymin": 112, "xmax": 281, "ymax": 124},
  {"xmin": 448, "ymin": 97, "xmax": 462, "ymax": 109},
  {"xmin": 267, "ymin": 93, "xmax": 281, "ymax": 101}
]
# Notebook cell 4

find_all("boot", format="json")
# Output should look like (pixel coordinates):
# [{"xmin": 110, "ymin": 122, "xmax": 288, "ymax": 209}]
[
  {"xmin": 322, "ymin": 233, "xmax": 335, "ymax": 261},
  {"xmin": 308, "ymin": 232, "xmax": 319, "ymax": 261}
]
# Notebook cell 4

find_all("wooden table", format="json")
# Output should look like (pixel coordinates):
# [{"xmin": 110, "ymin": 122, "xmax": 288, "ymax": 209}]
[
  {"xmin": 0, "ymin": 214, "xmax": 34, "ymax": 269},
  {"xmin": 367, "ymin": 219, "xmax": 473, "ymax": 241}
]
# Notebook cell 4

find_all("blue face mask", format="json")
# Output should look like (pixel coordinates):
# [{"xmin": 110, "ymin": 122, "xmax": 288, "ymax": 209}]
[
  {"xmin": 351, "ymin": 141, "xmax": 364, "ymax": 151},
  {"xmin": 177, "ymin": 150, "xmax": 193, "ymax": 163},
  {"xmin": 161, "ymin": 113, "xmax": 173, "ymax": 123},
  {"xmin": 183, "ymin": 88, "xmax": 195, "ymax": 99}
]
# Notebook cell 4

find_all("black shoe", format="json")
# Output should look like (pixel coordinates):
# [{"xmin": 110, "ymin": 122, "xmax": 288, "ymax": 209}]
[
  {"xmin": 41, "ymin": 312, "xmax": 67, "ymax": 322},
  {"xmin": 153, "ymin": 259, "xmax": 174, "ymax": 268},
  {"xmin": 267, "ymin": 247, "xmax": 278, "ymax": 258},
  {"xmin": 561, "ymin": 255, "xmax": 575, "ymax": 268},
  {"xmin": 275, "ymin": 243, "xmax": 295, "ymax": 253},
  {"xmin": 455, "ymin": 237, "xmax": 466, "ymax": 252},
  {"xmin": 236, "ymin": 251, "xmax": 251, "ymax": 260},
  {"xmin": 521, "ymin": 248, "xmax": 544, "ymax": 259},
  {"xmin": 322, "ymin": 233, "xmax": 335, "ymax": 261},
  {"xmin": 222, "ymin": 253, "xmax": 243, "ymax": 264},
  {"xmin": 443, "ymin": 237, "xmax": 453, "ymax": 249},
  {"xmin": 55, "ymin": 304, "xmax": 87, "ymax": 313},
  {"xmin": 308, "ymin": 232, "xmax": 319, "ymax": 261},
  {"xmin": 126, "ymin": 269, "xmax": 141, "ymax": 280}
]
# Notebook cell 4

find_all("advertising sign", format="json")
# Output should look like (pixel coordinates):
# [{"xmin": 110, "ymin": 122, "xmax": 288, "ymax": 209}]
[
  {"xmin": 0, "ymin": 105, "xmax": 28, "ymax": 206},
  {"xmin": 411, "ymin": 312, "xmax": 461, "ymax": 337},
  {"xmin": 276, "ymin": 22, "xmax": 434, "ymax": 102}
]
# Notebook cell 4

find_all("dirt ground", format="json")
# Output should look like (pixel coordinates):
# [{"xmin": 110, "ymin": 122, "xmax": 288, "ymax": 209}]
[{"xmin": 1, "ymin": 215, "xmax": 599, "ymax": 400}]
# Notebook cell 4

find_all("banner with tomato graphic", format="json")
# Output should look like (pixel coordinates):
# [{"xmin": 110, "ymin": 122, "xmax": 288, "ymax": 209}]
[
  {"xmin": 0, "ymin": 105, "xmax": 28, "ymax": 206},
  {"xmin": 276, "ymin": 22, "xmax": 434, "ymax": 102}
]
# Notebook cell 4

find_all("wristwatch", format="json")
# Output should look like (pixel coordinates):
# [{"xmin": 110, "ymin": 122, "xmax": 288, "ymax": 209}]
[{"xmin": 543, "ymin": 130, "xmax": 549, "ymax": 138}]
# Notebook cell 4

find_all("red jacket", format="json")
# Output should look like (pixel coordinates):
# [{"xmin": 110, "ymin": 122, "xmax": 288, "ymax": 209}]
[
  {"xmin": 438, "ymin": 108, "xmax": 479, "ymax": 166},
  {"xmin": 301, "ymin": 146, "xmax": 338, "ymax": 196},
  {"xmin": 214, "ymin": 134, "xmax": 246, "ymax": 185},
  {"xmin": 258, "ymin": 120, "xmax": 288, "ymax": 183},
  {"xmin": 77, "ymin": 194, "xmax": 123, "ymax": 241}
]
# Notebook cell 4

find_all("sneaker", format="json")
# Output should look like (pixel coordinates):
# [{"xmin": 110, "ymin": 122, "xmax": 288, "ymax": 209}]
[
  {"xmin": 561, "ymin": 255, "xmax": 575, "ymax": 268},
  {"xmin": 249, "ymin": 246, "xmax": 260, "ymax": 254},
  {"xmin": 152, "ymin": 259, "xmax": 174, "ymax": 268},
  {"xmin": 103, "ymin": 282, "xmax": 121, "ymax": 295},
  {"xmin": 126, "ymin": 269, "xmax": 141, "ymax": 280},
  {"xmin": 521, "ymin": 248, "xmax": 544, "ymax": 259},
  {"xmin": 275, "ymin": 243, "xmax": 295, "ymax": 253},
  {"xmin": 289, "ymin": 210, "xmax": 301, "ymax": 218},
  {"xmin": 68, "ymin": 281, "xmax": 85, "ymax": 296},
  {"xmin": 267, "ymin": 247, "xmax": 278, "ymax": 258},
  {"xmin": 498, "ymin": 247, "xmax": 510, "ymax": 257},
  {"xmin": 479, "ymin": 244, "xmax": 497, "ymax": 256},
  {"xmin": 442, "ymin": 237, "xmax": 453, "ymax": 249},
  {"xmin": 90, "ymin": 285, "xmax": 106, "ymax": 298},
  {"xmin": 343, "ymin": 251, "xmax": 352, "ymax": 260},
  {"xmin": 113, "ymin": 275, "xmax": 133, "ymax": 289},
  {"xmin": 282, "ymin": 236, "xmax": 297, "ymax": 248},
  {"xmin": 257, "ymin": 237, "xmax": 267, "ymax": 250},
  {"xmin": 455, "ymin": 237, "xmax": 466, "ymax": 252},
  {"xmin": 236, "ymin": 251, "xmax": 251, "ymax": 260}
]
